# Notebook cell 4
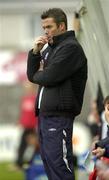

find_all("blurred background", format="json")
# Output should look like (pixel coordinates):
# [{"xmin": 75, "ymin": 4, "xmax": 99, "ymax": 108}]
[{"xmin": 0, "ymin": 0, "xmax": 109, "ymax": 179}]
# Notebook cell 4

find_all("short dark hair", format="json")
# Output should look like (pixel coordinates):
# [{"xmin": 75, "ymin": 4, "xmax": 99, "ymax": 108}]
[
  {"xmin": 41, "ymin": 8, "xmax": 67, "ymax": 29},
  {"xmin": 104, "ymin": 96, "xmax": 109, "ymax": 106}
]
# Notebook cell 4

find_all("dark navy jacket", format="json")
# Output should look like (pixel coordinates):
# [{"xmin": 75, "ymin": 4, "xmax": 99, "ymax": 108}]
[{"xmin": 27, "ymin": 31, "xmax": 87, "ymax": 117}]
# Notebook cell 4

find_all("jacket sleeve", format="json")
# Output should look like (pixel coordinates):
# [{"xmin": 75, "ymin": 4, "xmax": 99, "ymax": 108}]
[
  {"xmin": 104, "ymin": 144, "xmax": 109, "ymax": 158},
  {"xmin": 33, "ymin": 44, "xmax": 87, "ymax": 87},
  {"xmin": 96, "ymin": 137, "xmax": 109, "ymax": 148},
  {"xmin": 27, "ymin": 49, "xmax": 41, "ymax": 83}
]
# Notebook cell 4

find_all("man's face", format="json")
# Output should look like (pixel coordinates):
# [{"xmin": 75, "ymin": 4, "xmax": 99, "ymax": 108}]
[{"xmin": 42, "ymin": 17, "xmax": 64, "ymax": 44}]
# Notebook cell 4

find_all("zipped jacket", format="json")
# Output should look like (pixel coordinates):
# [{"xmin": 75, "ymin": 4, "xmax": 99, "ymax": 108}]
[{"xmin": 27, "ymin": 31, "xmax": 87, "ymax": 117}]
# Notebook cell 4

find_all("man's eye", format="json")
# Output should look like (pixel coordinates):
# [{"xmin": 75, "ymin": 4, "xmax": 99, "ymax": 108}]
[{"xmin": 47, "ymin": 26, "xmax": 52, "ymax": 29}]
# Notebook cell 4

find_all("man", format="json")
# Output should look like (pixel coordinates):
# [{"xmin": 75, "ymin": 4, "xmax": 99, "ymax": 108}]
[{"xmin": 27, "ymin": 8, "xmax": 87, "ymax": 180}]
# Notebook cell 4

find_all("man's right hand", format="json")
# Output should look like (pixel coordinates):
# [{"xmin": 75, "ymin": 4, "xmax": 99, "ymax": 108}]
[{"xmin": 33, "ymin": 36, "xmax": 48, "ymax": 54}]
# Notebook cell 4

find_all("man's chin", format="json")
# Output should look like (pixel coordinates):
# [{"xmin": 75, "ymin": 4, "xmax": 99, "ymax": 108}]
[{"xmin": 48, "ymin": 39, "xmax": 53, "ymax": 44}]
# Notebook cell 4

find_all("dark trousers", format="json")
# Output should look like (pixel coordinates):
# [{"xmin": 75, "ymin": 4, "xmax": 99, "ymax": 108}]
[{"xmin": 38, "ymin": 116, "xmax": 75, "ymax": 180}]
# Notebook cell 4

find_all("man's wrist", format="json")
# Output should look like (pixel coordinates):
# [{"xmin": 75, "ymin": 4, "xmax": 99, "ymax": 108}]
[{"xmin": 32, "ymin": 48, "xmax": 40, "ymax": 55}]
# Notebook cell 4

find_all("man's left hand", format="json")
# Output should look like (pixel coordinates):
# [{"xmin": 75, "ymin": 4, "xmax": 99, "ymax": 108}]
[{"xmin": 39, "ymin": 60, "xmax": 44, "ymax": 71}]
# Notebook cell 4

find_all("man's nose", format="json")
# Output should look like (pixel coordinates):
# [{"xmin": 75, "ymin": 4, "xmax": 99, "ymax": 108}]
[{"xmin": 45, "ymin": 30, "xmax": 49, "ymax": 36}]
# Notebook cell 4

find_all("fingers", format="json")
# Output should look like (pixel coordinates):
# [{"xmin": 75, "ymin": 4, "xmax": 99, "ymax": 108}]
[
  {"xmin": 40, "ymin": 60, "xmax": 44, "ymax": 67},
  {"xmin": 92, "ymin": 147, "xmax": 105, "ymax": 158},
  {"xmin": 39, "ymin": 60, "xmax": 44, "ymax": 71},
  {"xmin": 34, "ymin": 36, "xmax": 48, "ymax": 46},
  {"xmin": 92, "ymin": 149, "xmax": 99, "ymax": 157},
  {"xmin": 33, "ymin": 36, "xmax": 48, "ymax": 53}
]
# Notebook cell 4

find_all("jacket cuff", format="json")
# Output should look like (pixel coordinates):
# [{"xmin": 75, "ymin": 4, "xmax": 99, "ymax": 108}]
[
  {"xmin": 104, "ymin": 145, "xmax": 109, "ymax": 158},
  {"xmin": 29, "ymin": 49, "xmax": 41, "ymax": 57}
]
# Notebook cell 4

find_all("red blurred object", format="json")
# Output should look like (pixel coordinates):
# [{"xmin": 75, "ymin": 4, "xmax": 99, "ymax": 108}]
[
  {"xmin": 19, "ymin": 95, "xmax": 38, "ymax": 129},
  {"xmin": 100, "ymin": 157, "xmax": 109, "ymax": 164},
  {"xmin": 89, "ymin": 169, "xmax": 97, "ymax": 180}
]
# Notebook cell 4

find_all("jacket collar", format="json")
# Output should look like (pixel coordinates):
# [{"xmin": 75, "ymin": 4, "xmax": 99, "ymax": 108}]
[{"xmin": 49, "ymin": 30, "xmax": 75, "ymax": 47}]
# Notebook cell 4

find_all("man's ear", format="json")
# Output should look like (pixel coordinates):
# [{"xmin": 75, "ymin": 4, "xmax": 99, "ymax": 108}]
[{"xmin": 59, "ymin": 22, "xmax": 66, "ymax": 31}]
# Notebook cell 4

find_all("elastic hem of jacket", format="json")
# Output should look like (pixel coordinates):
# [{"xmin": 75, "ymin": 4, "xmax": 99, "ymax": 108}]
[{"xmin": 37, "ymin": 111, "xmax": 75, "ymax": 119}]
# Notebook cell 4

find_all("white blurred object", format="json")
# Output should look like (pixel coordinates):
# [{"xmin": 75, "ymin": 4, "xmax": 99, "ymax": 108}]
[
  {"xmin": 0, "ymin": 125, "xmax": 22, "ymax": 161},
  {"xmin": 73, "ymin": 122, "xmax": 91, "ymax": 155},
  {"xmin": 0, "ymin": 50, "xmax": 27, "ymax": 84}
]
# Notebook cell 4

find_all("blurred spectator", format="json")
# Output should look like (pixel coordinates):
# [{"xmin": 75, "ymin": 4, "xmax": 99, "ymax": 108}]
[
  {"xmin": 101, "ymin": 96, "xmax": 109, "ymax": 139},
  {"xmin": 15, "ymin": 81, "xmax": 39, "ymax": 169},
  {"xmin": 92, "ymin": 96, "xmax": 109, "ymax": 158},
  {"xmin": 89, "ymin": 96, "xmax": 109, "ymax": 180}
]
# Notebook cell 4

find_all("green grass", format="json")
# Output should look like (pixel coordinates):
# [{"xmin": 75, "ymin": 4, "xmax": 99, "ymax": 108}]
[
  {"xmin": 0, "ymin": 162, "xmax": 24, "ymax": 180},
  {"xmin": 0, "ymin": 162, "xmax": 78, "ymax": 180}
]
